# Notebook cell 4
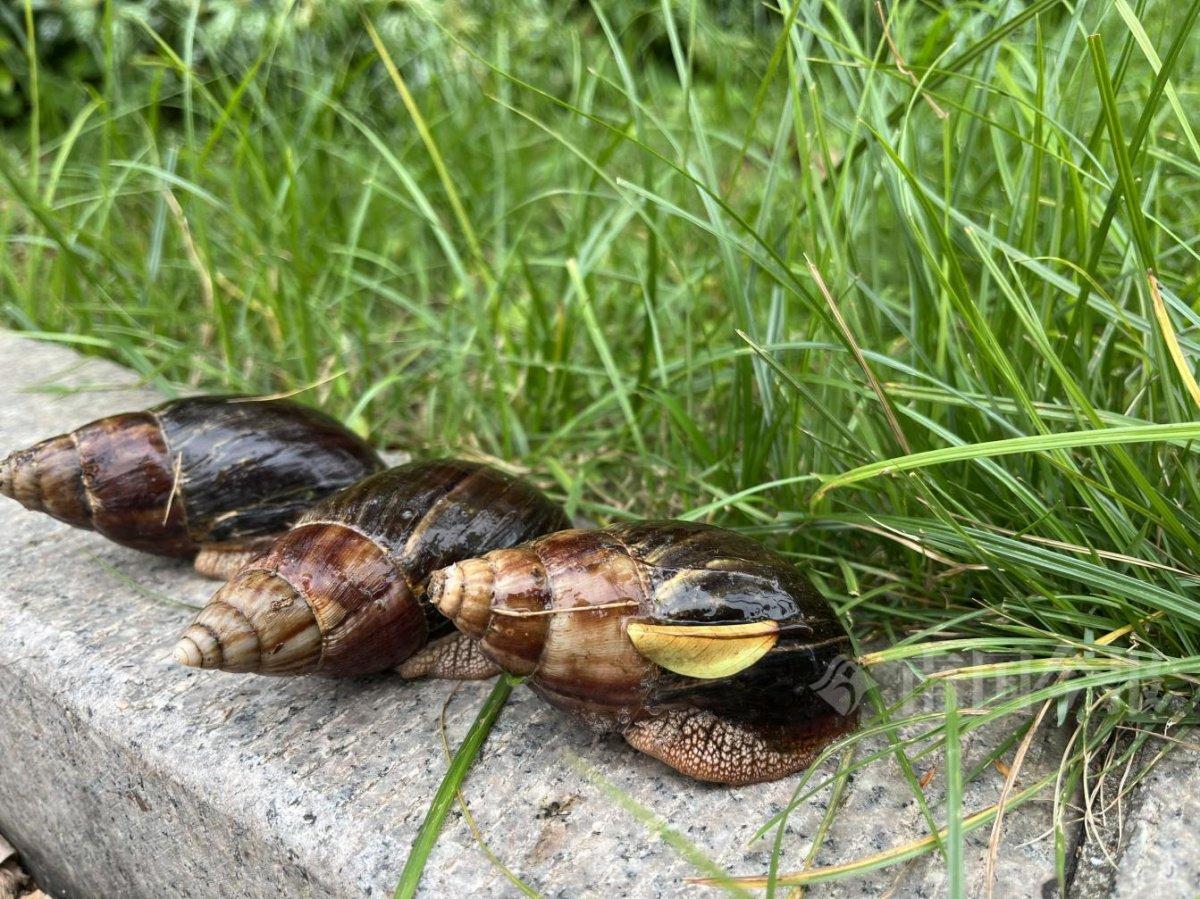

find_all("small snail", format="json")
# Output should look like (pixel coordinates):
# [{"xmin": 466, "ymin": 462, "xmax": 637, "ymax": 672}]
[
  {"xmin": 0, "ymin": 396, "xmax": 382, "ymax": 578},
  {"xmin": 422, "ymin": 521, "xmax": 858, "ymax": 785},
  {"xmin": 174, "ymin": 459, "xmax": 570, "ymax": 677}
]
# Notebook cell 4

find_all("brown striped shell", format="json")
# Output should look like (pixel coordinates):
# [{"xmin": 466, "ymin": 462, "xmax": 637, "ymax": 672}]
[
  {"xmin": 0, "ymin": 396, "xmax": 382, "ymax": 559},
  {"xmin": 427, "ymin": 521, "xmax": 858, "ymax": 784},
  {"xmin": 174, "ymin": 460, "xmax": 570, "ymax": 677}
]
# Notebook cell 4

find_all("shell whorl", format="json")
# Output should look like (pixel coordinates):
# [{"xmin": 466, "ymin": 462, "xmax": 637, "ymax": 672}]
[
  {"xmin": 429, "ymin": 546, "xmax": 552, "ymax": 676},
  {"xmin": 431, "ymin": 529, "xmax": 655, "ymax": 716},
  {"xmin": 174, "ymin": 569, "xmax": 316, "ymax": 674},
  {"xmin": 1, "ymin": 411, "xmax": 195, "ymax": 557},
  {"xmin": 0, "ymin": 396, "xmax": 383, "ymax": 559},
  {"xmin": 0, "ymin": 434, "xmax": 92, "ymax": 529},
  {"xmin": 174, "ymin": 520, "xmax": 423, "ymax": 676}
]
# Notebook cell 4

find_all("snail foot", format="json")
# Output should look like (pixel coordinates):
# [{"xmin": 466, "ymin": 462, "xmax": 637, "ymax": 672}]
[
  {"xmin": 624, "ymin": 706, "xmax": 855, "ymax": 786},
  {"xmin": 396, "ymin": 632, "xmax": 501, "ymax": 680},
  {"xmin": 193, "ymin": 538, "xmax": 279, "ymax": 581}
]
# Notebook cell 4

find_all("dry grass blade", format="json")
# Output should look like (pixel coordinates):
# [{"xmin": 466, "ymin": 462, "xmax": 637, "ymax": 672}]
[
  {"xmin": 393, "ymin": 676, "xmax": 516, "ymax": 899},
  {"xmin": 1148, "ymin": 273, "xmax": 1200, "ymax": 410},
  {"xmin": 983, "ymin": 692, "xmax": 1056, "ymax": 898},
  {"xmin": 362, "ymin": 15, "xmax": 491, "ymax": 284},
  {"xmin": 689, "ymin": 777, "xmax": 1056, "ymax": 888},
  {"xmin": 161, "ymin": 188, "xmax": 214, "ymax": 348},
  {"xmin": 874, "ymin": 1, "xmax": 948, "ymax": 120},
  {"xmin": 435, "ymin": 685, "xmax": 541, "ymax": 898},
  {"xmin": 806, "ymin": 256, "xmax": 912, "ymax": 454}
]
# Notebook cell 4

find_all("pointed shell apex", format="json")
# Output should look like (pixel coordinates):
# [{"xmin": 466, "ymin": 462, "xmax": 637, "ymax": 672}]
[
  {"xmin": 427, "ymin": 565, "xmax": 463, "ymax": 619},
  {"xmin": 180, "ymin": 570, "xmax": 320, "ymax": 674},
  {"xmin": 429, "ymin": 557, "xmax": 495, "ymax": 640},
  {"xmin": 173, "ymin": 635, "xmax": 204, "ymax": 668},
  {"xmin": 173, "ymin": 624, "xmax": 223, "ymax": 669}
]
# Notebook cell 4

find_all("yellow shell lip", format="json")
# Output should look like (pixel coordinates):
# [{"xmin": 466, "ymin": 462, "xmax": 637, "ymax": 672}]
[{"xmin": 626, "ymin": 619, "xmax": 781, "ymax": 679}]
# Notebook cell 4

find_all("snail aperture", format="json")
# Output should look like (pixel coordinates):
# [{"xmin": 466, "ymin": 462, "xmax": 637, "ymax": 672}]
[
  {"xmin": 174, "ymin": 459, "xmax": 570, "ymax": 677},
  {"xmin": 0, "ymin": 396, "xmax": 383, "ymax": 578},
  {"xmin": 424, "ymin": 520, "xmax": 858, "ymax": 784}
]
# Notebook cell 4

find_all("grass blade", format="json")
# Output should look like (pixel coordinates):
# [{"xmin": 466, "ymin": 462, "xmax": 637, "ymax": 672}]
[
  {"xmin": 815, "ymin": 422, "xmax": 1200, "ymax": 501},
  {"xmin": 393, "ymin": 675, "xmax": 516, "ymax": 899}
]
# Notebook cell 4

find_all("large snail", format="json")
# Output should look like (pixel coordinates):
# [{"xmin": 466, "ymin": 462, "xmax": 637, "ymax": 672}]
[
  {"xmin": 174, "ymin": 459, "xmax": 570, "ymax": 677},
  {"xmin": 0, "ymin": 396, "xmax": 383, "ymax": 578},
  {"xmin": 421, "ymin": 521, "xmax": 858, "ymax": 785}
]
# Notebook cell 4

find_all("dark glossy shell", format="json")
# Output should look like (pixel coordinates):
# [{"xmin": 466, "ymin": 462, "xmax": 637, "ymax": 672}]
[
  {"xmin": 430, "ymin": 520, "xmax": 857, "ymax": 780},
  {"xmin": 174, "ymin": 459, "xmax": 571, "ymax": 676},
  {"xmin": 0, "ymin": 396, "xmax": 383, "ymax": 557}
]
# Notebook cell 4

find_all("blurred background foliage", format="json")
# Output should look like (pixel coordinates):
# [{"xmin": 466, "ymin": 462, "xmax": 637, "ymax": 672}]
[{"xmin": 0, "ymin": 1, "xmax": 777, "ymax": 121}]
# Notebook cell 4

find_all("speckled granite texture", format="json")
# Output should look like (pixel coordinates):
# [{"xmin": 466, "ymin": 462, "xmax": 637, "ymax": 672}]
[
  {"xmin": 1109, "ymin": 736, "xmax": 1200, "ymax": 897},
  {"xmin": 1, "ymin": 331, "xmax": 1184, "ymax": 897}
]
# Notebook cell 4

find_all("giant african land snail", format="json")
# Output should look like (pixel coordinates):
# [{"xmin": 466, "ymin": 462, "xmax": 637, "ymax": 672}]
[
  {"xmin": 174, "ymin": 459, "xmax": 570, "ymax": 676},
  {"xmin": 0, "ymin": 396, "xmax": 383, "ymax": 578},
  {"xmin": 420, "ymin": 520, "xmax": 859, "ymax": 785}
]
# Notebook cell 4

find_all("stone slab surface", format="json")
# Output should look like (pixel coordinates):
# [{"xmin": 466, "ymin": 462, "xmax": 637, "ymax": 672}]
[
  {"xmin": 0, "ymin": 331, "xmax": 1183, "ymax": 897},
  {"xmin": 1108, "ymin": 732, "xmax": 1200, "ymax": 897}
]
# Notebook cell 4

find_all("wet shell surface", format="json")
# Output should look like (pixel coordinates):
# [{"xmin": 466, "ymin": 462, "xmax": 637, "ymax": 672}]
[
  {"xmin": 427, "ymin": 520, "xmax": 858, "ymax": 784},
  {"xmin": 174, "ymin": 459, "xmax": 570, "ymax": 677},
  {"xmin": 0, "ymin": 396, "xmax": 383, "ymax": 568}
]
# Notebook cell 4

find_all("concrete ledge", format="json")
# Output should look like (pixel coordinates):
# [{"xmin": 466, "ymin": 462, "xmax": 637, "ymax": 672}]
[
  {"xmin": 0, "ymin": 332, "xmax": 1184, "ymax": 897},
  {"xmin": 1109, "ymin": 735, "xmax": 1200, "ymax": 896}
]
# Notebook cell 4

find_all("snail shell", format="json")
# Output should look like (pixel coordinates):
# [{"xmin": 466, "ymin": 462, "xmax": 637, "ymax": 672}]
[
  {"xmin": 0, "ymin": 396, "xmax": 382, "ymax": 576},
  {"xmin": 427, "ymin": 520, "xmax": 858, "ymax": 784},
  {"xmin": 174, "ymin": 459, "xmax": 570, "ymax": 677}
]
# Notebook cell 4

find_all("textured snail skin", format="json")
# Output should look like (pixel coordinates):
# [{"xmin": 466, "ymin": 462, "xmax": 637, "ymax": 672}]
[
  {"xmin": 174, "ymin": 459, "xmax": 571, "ymax": 677},
  {"xmin": 0, "ymin": 396, "xmax": 383, "ymax": 574},
  {"xmin": 427, "ymin": 520, "xmax": 858, "ymax": 785}
]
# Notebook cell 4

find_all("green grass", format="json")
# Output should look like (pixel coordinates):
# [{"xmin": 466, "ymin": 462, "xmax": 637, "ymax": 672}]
[
  {"xmin": 394, "ymin": 674, "xmax": 517, "ymax": 899},
  {"xmin": 4, "ymin": 0, "xmax": 1200, "ymax": 891}
]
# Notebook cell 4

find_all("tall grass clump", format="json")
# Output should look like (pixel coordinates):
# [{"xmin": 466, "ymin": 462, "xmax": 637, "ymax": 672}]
[{"xmin": 3, "ymin": 0, "xmax": 1200, "ymax": 890}]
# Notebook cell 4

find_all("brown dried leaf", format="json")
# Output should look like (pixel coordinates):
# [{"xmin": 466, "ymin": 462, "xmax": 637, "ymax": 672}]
[{"xmin": 627, "ymin": 620, "xmax": 779, "ymax": 679}]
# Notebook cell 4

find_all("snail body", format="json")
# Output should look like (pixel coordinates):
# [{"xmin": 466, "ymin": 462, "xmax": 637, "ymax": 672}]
[
  {"xmin": 174, "ymin": 459, "xmax": 570, "ymax": 677},
  {"xmin": 427, "ymin": 521, "xmax": 858, "ymax": 785},
  {"xmin": 0, "ymin": 396, "xmax": 383, "ymax": 578}
]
